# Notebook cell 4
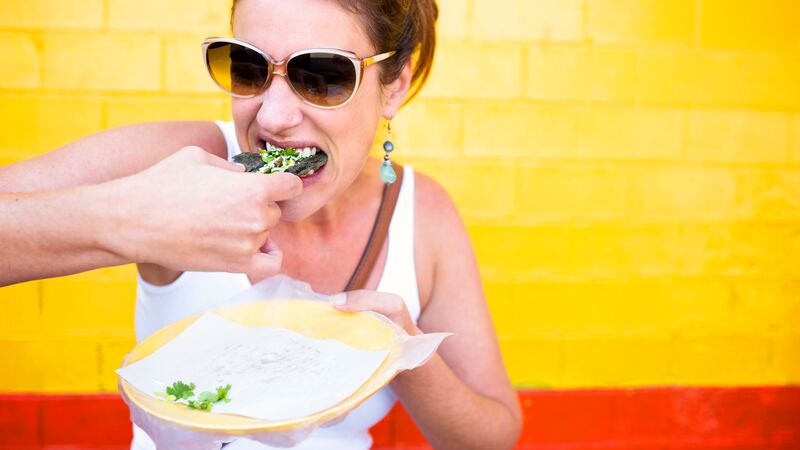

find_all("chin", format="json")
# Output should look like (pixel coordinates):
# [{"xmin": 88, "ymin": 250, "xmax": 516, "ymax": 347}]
[{"xmin": 276, "ymin": 195, "xmax": 327, "ymax": 222}]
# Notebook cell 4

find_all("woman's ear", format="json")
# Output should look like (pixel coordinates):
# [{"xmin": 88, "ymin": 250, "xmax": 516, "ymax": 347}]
[{"xmin": 382, "ymin": 63, "xmax": 413, "ymax": 119}]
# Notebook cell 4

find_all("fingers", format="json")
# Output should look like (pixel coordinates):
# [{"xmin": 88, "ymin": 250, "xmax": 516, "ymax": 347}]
[
  {"xmin": 331, "ymin": 290, "xmax": 417, "ymax": 334},
  {"xmin": 244, "ymin": 240, "xmax": 283, "ymax": 283},
  {"xmin": 206, "ymin": 154, "xmax": 246, "ymax": 172},
  {"xmin": 332, "ymin": 290, "xmax": 404, "ymax": 317},
  {"xmin": 177, "ymin": 146, "xmax": 245, "ymax": 172},
  {"xmin": 256, "ymin": 172, "xmax": 303, "ymax": 202}
]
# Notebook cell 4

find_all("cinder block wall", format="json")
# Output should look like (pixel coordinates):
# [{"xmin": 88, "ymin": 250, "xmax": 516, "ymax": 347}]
[{"xmin": 1, "ymin": 0, "xmax": 799, "ymax": 393}]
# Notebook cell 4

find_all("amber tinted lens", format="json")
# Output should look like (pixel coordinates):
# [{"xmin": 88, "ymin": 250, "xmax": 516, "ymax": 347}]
[
  {"xmin": 205, "ymin": 41, "xmax": 269, "ymax": 96},
  {"xmin": 287, "ymin": 52, "xmax": 357, "ymax": 107}
]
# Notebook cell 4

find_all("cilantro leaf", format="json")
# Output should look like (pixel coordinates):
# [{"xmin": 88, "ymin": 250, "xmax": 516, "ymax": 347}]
[
  {"xmin": 217, "ymin": 384, "xmax": 232, "ymax": 403},
  {"xmin": 197, "ymin": 391, "xmax": 218, "ymax": 403},
  {"xmin": 166, "ymin": 381, "xmax": 195, "ymax": 400},
  {"xmin": 158, "ymin": 381, "xmax": 232, "ymax": 412}
]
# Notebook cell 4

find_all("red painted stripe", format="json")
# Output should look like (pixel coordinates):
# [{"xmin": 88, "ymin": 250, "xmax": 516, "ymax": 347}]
[
  {"xmin": 0, "ymin": 387, "xmax": 799, "ymax": 450},
  {"xmin": 0, "ymin": 395, "xmax": 40, "ymax": 448}
]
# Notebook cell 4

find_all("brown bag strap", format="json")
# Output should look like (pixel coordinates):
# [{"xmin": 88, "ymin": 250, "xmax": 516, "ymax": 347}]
[{"xmin": 344, "ymin": 163, "xmax": 404, "ymax": 291}]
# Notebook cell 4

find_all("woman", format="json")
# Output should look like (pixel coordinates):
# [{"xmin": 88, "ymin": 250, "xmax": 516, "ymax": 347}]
[{"xmin": 1, "ymin": 0, "xmax": 521, "ymax": 448}]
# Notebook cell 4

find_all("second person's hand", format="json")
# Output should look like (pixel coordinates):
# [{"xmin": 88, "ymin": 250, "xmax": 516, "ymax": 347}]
[{"xmin": 100, "ymin": 146, "xmax": 302, "ymax": 279}]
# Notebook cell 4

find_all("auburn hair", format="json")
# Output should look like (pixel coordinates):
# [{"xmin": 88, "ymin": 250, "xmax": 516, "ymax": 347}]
[{"xmin": 231, "ymin": 0, "xmax": 438, "ymax": 103}]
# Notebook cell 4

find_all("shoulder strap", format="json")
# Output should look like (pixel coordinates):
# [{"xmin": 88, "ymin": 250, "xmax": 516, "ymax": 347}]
[{"xmin": 344, "ymin": 163, "xmax": 404, "ymax": 291}]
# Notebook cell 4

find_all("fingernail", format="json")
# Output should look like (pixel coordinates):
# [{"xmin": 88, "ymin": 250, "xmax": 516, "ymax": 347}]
[{"xmin": 329, "ymin": 293, "xmax": 347, "ymax": 306}]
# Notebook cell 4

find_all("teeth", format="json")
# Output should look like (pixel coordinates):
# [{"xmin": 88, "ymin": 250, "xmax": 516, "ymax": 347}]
[
  {"xmin": 263, "ymin": 142, "xmax": 321, "ymax": 157},
  {"xmin": 308, "ymin": 169, "xmax": 314, "ymax": 175}
]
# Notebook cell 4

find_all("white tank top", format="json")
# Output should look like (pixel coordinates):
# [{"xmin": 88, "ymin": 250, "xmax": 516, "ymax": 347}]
[{"xmin": 131, "ymin": 121, "xmax": 420, "ymax": 450}]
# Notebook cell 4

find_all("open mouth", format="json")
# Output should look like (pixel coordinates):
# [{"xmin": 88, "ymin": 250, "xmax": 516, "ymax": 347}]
[{"xmin": 233, "ymin": 142, "xmax": 328, "ymax": 178}]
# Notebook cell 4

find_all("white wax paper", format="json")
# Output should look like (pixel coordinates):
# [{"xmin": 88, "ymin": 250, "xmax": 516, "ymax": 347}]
[
  {"xmin": 116, "ymin": 312, "xmax": 389, "ymax": 421},
  {"xmin": 118, "ymin": 275, "xmax": 452, "ymax": 449}
]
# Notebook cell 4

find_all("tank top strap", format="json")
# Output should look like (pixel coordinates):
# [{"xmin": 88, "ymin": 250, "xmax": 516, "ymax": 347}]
[
  {"xmin": 377, "ymin": 166, "xmax": 421, "ymax": 322},
  {"xmin": 214, "ymin": 120, "xmax": 241, "ymax": 160}
]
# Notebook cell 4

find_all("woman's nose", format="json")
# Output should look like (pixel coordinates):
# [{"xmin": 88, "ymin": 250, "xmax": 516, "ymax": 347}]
[{"xmin": 255, "ymin": 76, "xmax": 304, "ymax": 133}]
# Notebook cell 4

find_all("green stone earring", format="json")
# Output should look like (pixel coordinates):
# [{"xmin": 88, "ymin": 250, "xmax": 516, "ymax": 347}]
[{"xmin": 380, "ymin": 121, "xmax": 397, "ymax": 184}]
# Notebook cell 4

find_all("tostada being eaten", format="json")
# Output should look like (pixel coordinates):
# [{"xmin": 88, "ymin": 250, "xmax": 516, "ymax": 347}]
[{"xmin": 233, "ymin": 143, "xmax": 328, "ymax": 177}]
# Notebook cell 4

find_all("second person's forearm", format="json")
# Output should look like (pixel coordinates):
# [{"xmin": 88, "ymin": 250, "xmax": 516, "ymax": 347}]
[{"xmin": 0, "ymin": 184, "xmax": 127, "ymax": 286}]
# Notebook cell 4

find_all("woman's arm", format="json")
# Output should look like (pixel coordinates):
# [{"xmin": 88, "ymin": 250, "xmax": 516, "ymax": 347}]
[{"xmin": 333, "ymin": 174, "xmax": 522, "ymax": 449}]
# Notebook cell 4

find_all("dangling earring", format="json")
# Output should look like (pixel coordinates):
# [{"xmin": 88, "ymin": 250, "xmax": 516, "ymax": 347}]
[{"xmin": 380, "ymin": 120, "xmax": 397, "ymax": 184}]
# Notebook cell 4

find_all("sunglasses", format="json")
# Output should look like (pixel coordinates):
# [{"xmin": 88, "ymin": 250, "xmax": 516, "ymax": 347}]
[{"xmin": 202, "ymin": 37, "xmax": 397, "ymax": 109}]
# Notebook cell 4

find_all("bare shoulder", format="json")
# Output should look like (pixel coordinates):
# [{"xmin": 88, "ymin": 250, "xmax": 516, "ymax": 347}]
[
  {"xmin": 414, "ymin": 170, "xmax": 464, "ymax": 236},
  {"xmin": 412, "ymin": 169, "xmax": 471, "ymax": 309},
  {"xmin": 0, "ymin": 121, "xmax": 226, "ymax": 192}
]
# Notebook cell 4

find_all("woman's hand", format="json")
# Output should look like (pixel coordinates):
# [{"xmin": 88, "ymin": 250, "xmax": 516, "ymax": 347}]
[
  {"xmin": 330, "ymin": 290, "xmax": 421, "ymax": 336},
  {"xmin": 103, "ymin": 146, "xmax": 302, "ymax": 279}
]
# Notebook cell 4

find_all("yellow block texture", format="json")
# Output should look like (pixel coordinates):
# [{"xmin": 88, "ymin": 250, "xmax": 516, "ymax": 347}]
[
  {"xmin": 392, "ymin": 102, "xmax": 463, "ymax": 157},
  {"xmin": 586, "ymin": 0, "xmax": 695, "ymax": 44},
  {"xmin": 519, "ymin": 165, "xmax": 628, "ymax": 221},
  {"xmin": 0, "ymin": 0, "xmax": 104, "ymax": 30},
  {"xmin": 576, "ymin": 107, "xmax": 684, "ymax": 160},
  {"xmin": 671, "ymin": 333, "xmax": 770, "ymax": 386},
  {"xmin": 412, "ymin": 159, "xmax": 517, "ymax": 219},
  {"xmin": 509, "ymin": 279, "xmax": 730, "ymax": 335},
  {"xmin": 771, "ymin": 333, "xmax": 800, "ymax": 384},
  {"xmin": 527, "ymin": 45, "xmax": 636, "ymax": 102},
  {"xmin": 99, "ymin": 339, "xmax": 136, "ymax": 392},
  {"xmin": 0, "ymin": 95, "xmax": 103, "ymax": 155},
  {"xmin": 423, "ymin": 41, "xmax": 523, "ymax": 99},
  {"xmin": 0, "ymin": 281, "xmax": 41, "ymax": 335},
  {"xmin": 637, "ymin": 50, "xmax": 800, "ymax": 109},
  {"xmin": 105, "ymin": 97, "xmax": 228, "ymax": 128},
  {"xmin": 687, "ymin": 110, "xmax": 791, "ymax": 163},
  {"xmin": 40, "ymin": 274, "xmax": 136, "ymax": 334},
  {"xmin": 499, "ymin": 338, "xmax": 561, "ymax": 387},
  {"xmin": 794, "ymin": 115, "xmax": 800, "ymax": 162},
  {"xmin": 43, "ymin": 33, "xmax": 161, "ymax": 91},
  {"xmin": 1, "ymin": 0, "xmax": 800, "ymax": 392},
  {"xmin": 436, "ymin": 0, "xmax": 470, "ymax": 39},
  {"xmin": 164, "ymin": 35, "xmax": 223, "ymax": 94},
  {"xmin": 472, "ymin": 0, "xmax": 584, "ymax": 41},
  {"xmin": 0, "ymin": 33, "xmax": 40, "ymax": 89},
  {"xmin": 463, "ymin": 104, "xmax": 579, "ymax": 157},
  {"xmin": 734, "ymin": 169, "xmax": 800, "ymax": 221},
  {"xmin": 107, "ymin": 0, "xmax": 230, "ymax": 34},
  {"xmin": 629, "ymin": 167, "xmax": 737, "ymax": 221},
  {"xmin": 561, "ymin": 333, "xmax": 670, "ymax": 387},
  {"xmin": 701, "ymin": 0, "xmax": 800, "ymax": 51},
  {"xmin": 469, "ymin": 226, "xmax": 572, "ymax": 278}
]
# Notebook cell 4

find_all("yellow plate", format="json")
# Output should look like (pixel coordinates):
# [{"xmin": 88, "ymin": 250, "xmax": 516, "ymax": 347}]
[{"xmin": 120, "ymin": 299, "xmax": 400, "ymax": 434}]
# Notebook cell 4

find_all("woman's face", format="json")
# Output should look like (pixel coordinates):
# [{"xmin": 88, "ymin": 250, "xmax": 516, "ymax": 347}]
[{"xmin": 231, "ymin": 0, "xmax": 389, "ymax": 221}]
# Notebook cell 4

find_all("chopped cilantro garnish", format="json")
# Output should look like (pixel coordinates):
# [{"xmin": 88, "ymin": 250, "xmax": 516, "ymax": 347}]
[
  {"xmin": 217, "ymin": 384, "xmax": 232, "ymax": 403},
  {"xmin": 166, "ymin": 381, "xmax": 195, "ymax": 400},
  {"xmin": 156, "ymin": 381, "xmax": 232, "ymax": 413},
  {"xmin": 257, "ymin": 146, "xmax": 308, "ymax": 173}
]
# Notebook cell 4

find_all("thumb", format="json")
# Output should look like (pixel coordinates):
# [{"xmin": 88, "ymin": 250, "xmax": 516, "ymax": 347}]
[
  {"xmin": 256, "ymin": 172, "xmax": 303, "ymax": 202},
  {"xmin": 205, "ymin": 153, "xmax": 246, "ymax": 172},
  {"xmin": 244, "ymin": 239, "xmax": 283, "ymax": 283}
]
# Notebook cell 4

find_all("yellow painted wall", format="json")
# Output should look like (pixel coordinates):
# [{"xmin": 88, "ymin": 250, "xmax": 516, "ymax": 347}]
[{"xmin": 1, "ymin": 0, "xmax": 799, "ymax": 392}]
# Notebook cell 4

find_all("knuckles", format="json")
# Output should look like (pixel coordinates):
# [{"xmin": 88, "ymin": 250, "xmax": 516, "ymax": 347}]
[{"xmin": 178, "ymin": 145, "xmax": 205, "ymax": 160}]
